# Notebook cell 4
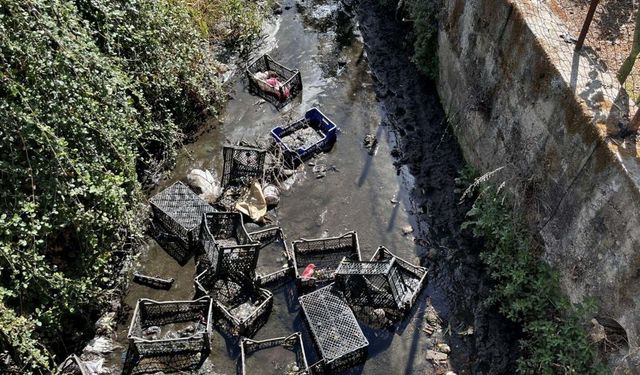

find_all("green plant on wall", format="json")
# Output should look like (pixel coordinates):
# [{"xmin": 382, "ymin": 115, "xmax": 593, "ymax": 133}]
[{"xmin": 461, "ymin": 170, "xmax": 609, "ymax": 374}]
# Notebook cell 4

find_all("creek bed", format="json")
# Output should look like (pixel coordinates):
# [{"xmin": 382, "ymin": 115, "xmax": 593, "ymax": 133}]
[{"xmin": 101, "ymin": 0, "xmax": 517, "ymax": 373}]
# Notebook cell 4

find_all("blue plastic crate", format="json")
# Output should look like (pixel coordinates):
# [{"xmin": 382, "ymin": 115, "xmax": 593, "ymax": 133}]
[{"xmin": 271, "ymin": 107, "xmax": 337, "ymax": 160}]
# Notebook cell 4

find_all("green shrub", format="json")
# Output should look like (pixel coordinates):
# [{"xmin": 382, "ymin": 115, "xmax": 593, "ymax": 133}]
[
  {"xmin": 462, "ymin": 177, "xmax": 609, "ymax": 374},
  {"xmin": 0, "ymin": 0, "xmax": 224, "ymax": 371},
  {"xmin": 408, "ymin": 0, "xmax": 440, "ymax": 80}
]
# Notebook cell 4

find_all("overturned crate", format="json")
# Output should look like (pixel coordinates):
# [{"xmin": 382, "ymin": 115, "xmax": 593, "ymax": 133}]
[
  {"xmin": 221, "ymin": 145, "xmax": 267, "ymax": 189},
  {"xmin": 271, "ymin": 107, "xmax": 338, "ymax": 163},
  {"xmin": 123, "ymin": 297, "xmax": 213, "ymax": 375},
  {"xmin": 195, "ymin": 271, "xmax": 272, "ymax": 338},
  {"xmin": 58, "ymin": 354, "xmax": 89, "ymax": 375},
  {"xmin": 149, "ymin": 181, "xmax": 215, "ymax": 263},
  {"xmin": 239, "ymin": 332, "xmax": 310, "ymax": 375},
  {"xmin": 249, "ymin": 226, "xmax": 293, "ymax": 286},
  {"xmin": 196, "ymin": 211, "xmax": 260, "ymax": 278},
  {"xmin": 291, "ymin": 231, "xmax": 361, "ymax": 291},
  {"xmin": 246, "ymin": 54, "xmax": 303, "ymax": 109},
  {"xmin": 335, "ymin": 247, "xmax": 427, "ymax": 313},
  {"xmin": 299, "ymin": 285, "xmax": 369, "ymax": 373}
]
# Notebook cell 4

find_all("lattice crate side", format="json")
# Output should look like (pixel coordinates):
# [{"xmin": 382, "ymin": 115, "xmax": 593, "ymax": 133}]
[
  {"xmin": 245, "ymin": 54, "xmax": 303, "ymax": 108},
  {"xmin": 125, "ymin": 297, "xmax": 213, "ymax": 374},
  {"xmin": 194, "ymin": 274, "xmax": 273, "ymax": 337},
  {"xmin": 292, "ymin": 231, "xmax": 361, "ymax": 290},
  {"xmin": 240, "ymin": 332, "xmax": 310, "ymax": 375},
  {"xmin": 58, "ymin": 354, "xmax": 90, "ymax": 375},
  {"xmin": 198, "ymin": 212, "xmax": 260, "ymax": 278},
  {"xmin": 334, "ymin": 258, "xmax": 399, "ymax": 310},
  {"xmin": 149, "ymin": 181, "xmax": 214, "ymax": 245},
  {"xmin": 298, "ymin": 285, "xmax": 369, "ymax": 372},
  {"xmin": 371, "ymin": 247, "xmax": 428, "ymax": 312},
  {"xmin": 221, "ymin": 145, "xmax": 266, "ymax": 188},
  {"xmin": 249, "ymin": 226, "xmax": 294, "ymax": 286}
]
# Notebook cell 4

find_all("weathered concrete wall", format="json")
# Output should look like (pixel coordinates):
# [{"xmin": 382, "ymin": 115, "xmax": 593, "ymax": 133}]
[{"xmin": 437, "ymin": 0, "xmax": 640, "ymax": 358}]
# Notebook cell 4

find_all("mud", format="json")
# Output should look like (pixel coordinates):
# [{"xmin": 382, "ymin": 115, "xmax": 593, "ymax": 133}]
[{"xmin": 355, "ymin": 0, "xmax": 520, "ymax": 373}]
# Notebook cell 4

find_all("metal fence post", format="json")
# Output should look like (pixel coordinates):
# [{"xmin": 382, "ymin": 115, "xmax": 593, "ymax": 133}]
[{"xmin": 575, "ymin": 0, "xmax": 601, "ymax": 50}]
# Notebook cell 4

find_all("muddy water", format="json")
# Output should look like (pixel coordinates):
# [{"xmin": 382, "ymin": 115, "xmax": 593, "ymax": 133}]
[{"xmin": 105, "ymin": 0, "xmax": 517, "ymax": 374}]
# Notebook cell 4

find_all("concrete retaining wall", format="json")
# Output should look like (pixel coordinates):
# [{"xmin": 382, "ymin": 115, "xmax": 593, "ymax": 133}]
[{"xmin": 437, "ymin": 0, "xmax": 640, "ymax": 360}]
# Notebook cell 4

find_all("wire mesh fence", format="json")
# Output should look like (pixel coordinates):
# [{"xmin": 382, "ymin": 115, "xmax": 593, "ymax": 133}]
[{"xmin": 517, "ymin": 0, "xmax": 639, "ymax": 130}]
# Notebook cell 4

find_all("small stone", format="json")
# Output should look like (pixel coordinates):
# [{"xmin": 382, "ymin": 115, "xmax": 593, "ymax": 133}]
[
  {"xmin": 445, "ymin": 372, "xmax": 457, "ymax": 375},
  {"xmin": 436, "ymin": 343, "xmax": 451, "ymax": 353},
  {"xmin": 401, "ymin": 225, "xmax": 413, "ymax": 235},
  {"xmin": 425, "ymin": 349, "xmax": 448, "ymax": 363}
]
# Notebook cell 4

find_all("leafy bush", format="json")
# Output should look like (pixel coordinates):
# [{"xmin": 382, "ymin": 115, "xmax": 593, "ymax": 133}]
[
  {"xmin": 408, "ymin": 0, "xmax": 440, "ymax": 80},
  {"xmin": 462, "ymin": 179, "xmax": 609, "ymax": 374},
  {"xmin": 0, "ymin": 0, "xmax": 226, "ymax": 372}
]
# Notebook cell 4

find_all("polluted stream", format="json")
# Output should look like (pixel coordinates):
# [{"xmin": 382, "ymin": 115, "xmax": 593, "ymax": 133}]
[{"xmin": 104, "ymin": 0, "xmax": 517, "ymax": 374}]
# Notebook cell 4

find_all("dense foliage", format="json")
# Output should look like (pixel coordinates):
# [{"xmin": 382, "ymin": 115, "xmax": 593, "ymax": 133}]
[
  {"xmin": 460, "ymin": 168, "xmax": 609, "ymax": 374},
  {"xmin": 0, "ymin": 0, "xmax": 256, "ymax": 372},
  {"xmin": 408, "ymin": 0, "xmax": 440, "ymax": 80}
]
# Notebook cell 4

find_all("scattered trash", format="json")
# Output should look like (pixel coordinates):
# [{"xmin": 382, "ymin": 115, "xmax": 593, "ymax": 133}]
[
  {"xmin": 458, "ymin": 326, "xmax": 474, "ymax": 336},
  {"xmin": 299, "ymin": 285, "xmax": 369, "ymax": 373},
  {"xmin": 246, "ymin": 54, "xmax": 302, "ymax": 109},
  {"xmin": 83, "ymin": 336, "xmax": 120, "ymax": 355},
  {"xmin": 235, "ymin": 180, "xmax": 268, "ymax": 222},
  {"xmin": 363, "ymin": 133, "xmax": 378, "ymax": 155},
  {"xmin": 401, "ymin": 225, "xmax": 414, "ymax": 235},
  {"xmin": 132, "ymin": 273, "xmax": 175, "ymax": 290},
  {"xmin": 271, "ymin": 107, "xmax": 338, "ymax": 162},
  {"xmin": 239, "ymin": 333, "xmax": 310, "ymax": 375},
  {"xmin": 292, "ymin": 231, "xmax": 361, "ymax": 290},
  {"xmin": 262, "ymin": 184, "xmax": 280, "ymax": 206},
  {"xmin": 186, "ymin": 168, "xmax": 222, "ymax": 203}
]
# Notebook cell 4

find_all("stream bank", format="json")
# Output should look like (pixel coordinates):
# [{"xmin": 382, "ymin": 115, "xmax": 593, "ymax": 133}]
[{"xmin": 93, "ymin": 0, "xmax": 519, "ymax": 374}]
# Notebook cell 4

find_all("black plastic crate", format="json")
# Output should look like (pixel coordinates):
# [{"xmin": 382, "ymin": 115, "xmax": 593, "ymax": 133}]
[
  {"xmin": 194, "ymin": 273, "xmax": 273, "ymax": 338},
  {"xmin": 239, "ymin": 332, "xmax": 310, "ymax": 375},
  {"xmin": 196, "ymin": 212, "xmax": 260, "ymax": 279},
  {"xmin": 123, "ymin": 297, "xmax": 213, "ymax": 375},
  {"xmin": 298, "ymin": 285, "xmax": 368, "ymax": 373},
  {"xmin": 291, "ymin": 231, "xmax": 361, "ymax": 291},
  {"xmin": 246, "ymin": 54, "xmax": 303, "ymax": 109},
  {"xmin": 221, "ymin": 145, "xmax": 267, "ymax": 189},
  {"xmin": 58, "ymin": 354, "xmax": 89, "ymax": 375},
  {"xmin": 335, "ymin": 247, "xmax": 427, "ymax": 313},
  {"xmin": 249, "ymin": 226, "xmax": 293, "ymax": 286},
  {"xmin": 149, "ymin": 182, "xmax": 215, "ymax": 262}
]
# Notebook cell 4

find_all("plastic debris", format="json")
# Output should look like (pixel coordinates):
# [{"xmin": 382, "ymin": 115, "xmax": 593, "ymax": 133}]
[
  {"xmin": 235, "ymin": 180, "xmax": 267, "ymax": 222},
  {"xmin": 262, "ymin": 184, "xmax": 280, "ymax": 206},
  {"xmin": 187, "ymin": 169, "xmax": 222, "ymax": 204}
]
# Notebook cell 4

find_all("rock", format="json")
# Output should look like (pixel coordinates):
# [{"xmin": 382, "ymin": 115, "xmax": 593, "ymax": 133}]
[
  {"xmin": 263, "ymin": 184, "xmax": 280, "ymax": 206},
  {"xmin": 401, "ymin": 225, "xmax": 414, "ymax": 235},
  {"xmin": 445, "ymin": 372, "xmax": 457, "ymax": 375},
  {"xmin": 83, "ymin": 336, "xmax": 121, "ymax": 355},
  {"xmin": 95, "ymin": 312, "xmax": 117, "ymax": 337},
  {"xmin": 424, "ymin": 302, "xmax": 440, "ymax": 326},
  {"xmin": 426, "ymin": 247, "xmax": 439, "ymax": 259},
  {"xmin": 425, "ymin": 349, "xmax": 448, "ymax": 363},
  {"xmin": 589, "ymin": 318, "xmax": 606, "ymax": 343},
  {"xmin": 436, "ymin": 343, "xmax": 451, "ymax": 354}
]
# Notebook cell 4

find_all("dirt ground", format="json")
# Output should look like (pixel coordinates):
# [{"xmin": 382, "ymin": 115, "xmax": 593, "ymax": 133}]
[{"xmin": 549, "ymin": 0, "xmax": 640, "ymax": 102}]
